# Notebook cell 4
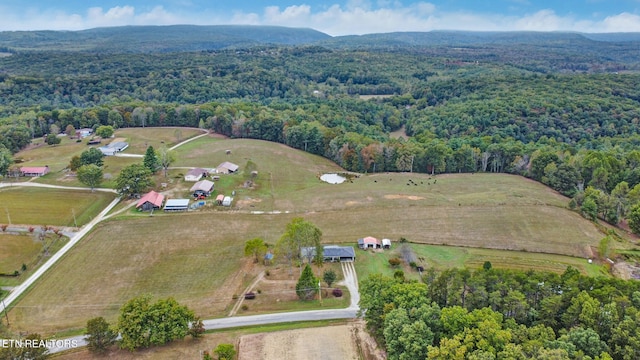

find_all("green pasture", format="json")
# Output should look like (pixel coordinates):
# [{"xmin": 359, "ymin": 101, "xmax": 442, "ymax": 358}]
[
  {"xmin": 113, "ymin": 127, "xmax": 204, "ymax": 154},
  {"xmin": 0, "ymin": 187, "xmax": 116, "ymax": 226},
  {"xmin": 353, "ymin": 243, "xmax": 606, "ymax": 281}
]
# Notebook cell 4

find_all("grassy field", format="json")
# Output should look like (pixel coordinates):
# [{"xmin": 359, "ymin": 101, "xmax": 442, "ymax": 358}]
[
  {"xmin": 0, "ymin": 234, "xmax": 42, "ymax": 274},
  {"xmin": 0, "ymin": 232, "xmax": 69, "ymax": 287},
  {"xmin": 112, "ymin": 127, "xmax": 204, "ymax": 154},
  {"xmin": 0, "ymin": 187, "xmax": 116, "ymax": 227},
  {"xmin": 4, "ymin": 138, "xmax": 622, "ymax": 336}
]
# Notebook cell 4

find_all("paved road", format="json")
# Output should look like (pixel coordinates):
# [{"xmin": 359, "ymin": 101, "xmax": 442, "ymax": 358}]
[{"xmin": 46, "ymin": 261, "xmax": 361, "ymax": 354}]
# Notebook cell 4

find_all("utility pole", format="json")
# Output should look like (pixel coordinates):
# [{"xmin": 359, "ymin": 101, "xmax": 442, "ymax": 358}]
[
  {"xmin": 303, "ymin": 140, "xmax": 309, "ymax": 152},
  {"xmin": 318, "ymin": 280, "xmax": 322, "ymax": 306},
  {"xmin": 2, "ymin": 299, "xmax": 9, "ymax": 326},
  {"xmin": 5, "ymin": 207, "xmax": 10, "ymax": 225},
  {"xmin": 72, "ymin": 208, "xmax": 77, "ymax": 228},
  {"xmin": 410, "ymin": 155, "xmax": 415, "ymax": 173}
]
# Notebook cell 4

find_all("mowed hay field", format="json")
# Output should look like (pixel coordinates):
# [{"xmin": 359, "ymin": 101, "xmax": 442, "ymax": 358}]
[
  {"xmin": 0, "ymin": 187, "xmax": 116, "ymax": 226},
  {"xmin": 113, "ymin": 127, "xmax": 204, "ymax": 154}
]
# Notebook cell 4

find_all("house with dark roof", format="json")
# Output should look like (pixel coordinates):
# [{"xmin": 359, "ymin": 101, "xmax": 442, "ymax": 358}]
[
  {"xmin": 20, "ymin": 166, "xmax": 49, "ymax": 177},
  {"xmin": 136, "ymin": 190, "xmax": 165, "ymax": 211},
  {"xmin": 301, "ymin": 245, "xmax": 356, "ymax": 262}
]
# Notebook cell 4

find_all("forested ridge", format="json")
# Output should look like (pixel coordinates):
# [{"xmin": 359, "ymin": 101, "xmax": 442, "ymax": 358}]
[{"xmin": 2, "ymin": 28, "xmax": 640, "ymax": 232}]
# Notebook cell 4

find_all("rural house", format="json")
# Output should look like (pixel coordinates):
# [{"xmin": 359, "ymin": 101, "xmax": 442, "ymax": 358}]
[
  {"xmin": 78, "ymin": 128, "xmax": 93, "ymax": 138},
  {"xmin": 136, "ymin": 190, "xmax": 165, "ymax": 211},
  {"xmin": 216, "ymin": 161, "xmax": 239, "ymax": 174},
  {"xmin": 20, "ymin": 166, "xmax": 49, "ymax": 177},
  {"xmin": 357, "ymin": 236, "xmax": 381, "ymax": 249},
  {"xmin": 190, "ymin": 180, "xmax": 214, "ymax": 196},
  {"xmin": 185, "ymin": 168, "xmax": 208, "ymax": 182},
  {"xmin": 98, "ymin": 141, "xmax": 129, "ymax": 156},
  {"xmin": 301, "ymin": 245, "xmax": 356, "ymax": 262}
]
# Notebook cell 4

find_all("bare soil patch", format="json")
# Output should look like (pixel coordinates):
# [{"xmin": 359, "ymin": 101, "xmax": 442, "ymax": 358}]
[
  {"xmin": 384, "ymin": 194, "xmax": 425, "ymax": 200},
  {"xmin": 238, "ymin": 321, "xmax": 384, "ymax": 360}
]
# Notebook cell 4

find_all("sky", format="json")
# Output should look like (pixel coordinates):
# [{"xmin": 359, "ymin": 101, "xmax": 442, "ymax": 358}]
[{"xmin": 0, "ymin": 0, "xmax": 639, "ymax": 36}]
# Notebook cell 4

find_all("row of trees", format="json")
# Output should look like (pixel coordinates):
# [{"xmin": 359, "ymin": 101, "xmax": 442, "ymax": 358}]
[
  {"xmin": 360, "ymin": 267, "xmax": 640, "ymax": 359},
  {"xmin": 85, "ymin": 295, "xmax": 204, "ymax": 354}
]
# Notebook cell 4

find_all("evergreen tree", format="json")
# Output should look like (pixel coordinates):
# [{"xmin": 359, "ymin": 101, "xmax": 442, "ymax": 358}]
[
  {"xmin": 296, "ymin": 264, "xmax": 318, "ymax": 301},
  {"xmin": 143, "ymin": 145, "xmax": 159, "ymax": 173}
]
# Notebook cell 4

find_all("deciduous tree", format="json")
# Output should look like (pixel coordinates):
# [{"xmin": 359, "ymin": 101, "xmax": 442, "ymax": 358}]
[
  {"xmin": 85, "ymin": 316, "xmax": 117, "ymax": 354},
  {"xmin": 77, "ymin": 164, "xmax": 103, "ymax": 191},
  {"xmin": 95, "ymin": 125, "xmax": 114, "ymax": 138},
  {"xmin": 116, "ymin": 163, "xmax": 154, "ymax": 197},
  {"xmin": 244, "ymin": 238, "xmax": 268, "ymax": 263},
  {"xmin": 80, "ymin": 147, "xmax": 104, "ymax": 167}
]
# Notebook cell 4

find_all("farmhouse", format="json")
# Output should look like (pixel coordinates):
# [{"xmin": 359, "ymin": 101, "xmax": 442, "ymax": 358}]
[
  {"xmin": 185, "ymin": 168, "xmax": 208, "ymax": 182},
  {"xmin": 163, "ymin": 199, "xmax": 190, "ymax": 211},
  {"xmin": 136, "ymin": 190, "xmax": 165, "ymax": 211},
  {"xmin": 357, "ymin": 236, "xmax": 381, "ymax": 249},
  {"xmin": 98, "ymin": 141, "xmax": 129, "ymax": 156},
  {"xmin": 190, "ymin": 180, "xmax": 214, "ymax": 196},
  {"xmin": 216, "ymin": 161, "xmax": 239, "ymax": 174},
  {"xmin": 20, "ymin": 166, "xmax": 49, "ymax": 177},
  {"xmin": 301, "ymin": 245, "xmax": 356, "ymax": 262}
]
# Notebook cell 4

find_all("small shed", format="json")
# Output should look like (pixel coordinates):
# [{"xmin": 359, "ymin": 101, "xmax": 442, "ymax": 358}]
[
  {"xmin": 20, "ymin": 166, "xmax": 49, "ymax": 177},
  {"xmin": 382, "ymin": 238, "xmax": 392, "ymax": 249},
  {"xmin": 190, "ymin": 180, "xmax": 214, "ymax": 196},
  {"xmin": 185, "ymin": 168, "xmax": 208, "ymax": 182},
  {"xmin": 222, "ymin": 196, "xmax": 232, "ymax": 207},
  {"xmin": 357, "ymin": 236, "xmax": 381, "ymax": 249},
  {"xmin": 216, "ymin": 161, "xmax": 239, "ymax": 174},
  {"xmin": 164, "ymin": 199, "xmax": 189, "ymax": 211},
  {"xmin": 136, "ymin": 190, "xmax": 165, "ymax": 211},
  {"xmin": 215, "ymin": 194, "xmax": 225, "ymax": 205}
]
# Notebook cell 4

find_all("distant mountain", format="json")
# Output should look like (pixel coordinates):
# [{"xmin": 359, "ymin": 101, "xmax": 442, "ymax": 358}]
[
  {"xmin": 0, "ymin": 25, "xmax": 639, "ymax": 55},
  {"xmin": 0, "ymin": 25, "xmax": 332, "ymax": 53}
]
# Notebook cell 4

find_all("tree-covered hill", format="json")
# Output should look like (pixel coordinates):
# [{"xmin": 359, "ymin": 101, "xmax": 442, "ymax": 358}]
[{"xmin": 0, "ymin": 25, "xmax": 332, "ymax": 53}]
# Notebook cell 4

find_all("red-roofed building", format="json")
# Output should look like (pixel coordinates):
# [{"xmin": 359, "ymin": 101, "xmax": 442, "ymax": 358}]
[
  {"xmin": 357, "ymin": 236, "xmax": 381, "ymax": 249},
  {"xmin": 20, "ymin": 166, "xmax": 49, "ymax": 177},
  {"xmin": 136, "ymin": 190, "xmax": 165, "ymax": 212}
]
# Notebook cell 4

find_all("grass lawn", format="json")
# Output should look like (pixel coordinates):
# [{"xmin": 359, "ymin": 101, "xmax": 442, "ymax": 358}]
[
  {"xmin": 353, "ymin": 243, "xmax": 607, "ymax": 282},
  {"xmin": 0, "ymin": 187, "xmax": 116, "ymax": 227}
]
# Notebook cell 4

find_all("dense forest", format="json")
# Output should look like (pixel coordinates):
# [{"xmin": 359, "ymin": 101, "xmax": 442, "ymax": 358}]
[
  {"xmin": 2, "ymin": 27, "xmax": 640, "ymax": 232},
  {"xmin": 360, "ymin": 266, "xmax": 640, "ymax": 359}
]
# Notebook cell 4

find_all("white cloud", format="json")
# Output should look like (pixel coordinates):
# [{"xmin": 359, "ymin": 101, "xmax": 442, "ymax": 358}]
[{"xmin": 0, "ymin": 3, "xmax": 639, "ymax": 35}]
